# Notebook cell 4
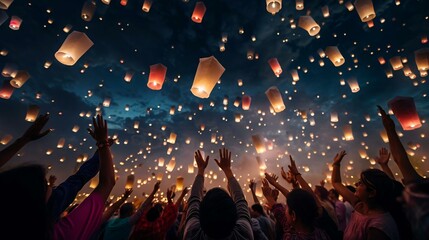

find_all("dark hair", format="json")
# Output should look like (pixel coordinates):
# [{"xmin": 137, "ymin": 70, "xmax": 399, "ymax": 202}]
[
  {"xmin": 314, "ymin": 185, "xmax": 329, "ymax": 201},
  {"xmin": 329, "ymin": 189, "xmax": 339, "ymax": 198},
  {"xmin": 200, "ymin": 188, "xmax": 237, "ymax": 238},
  {"xmin": 346, "ymin": 185, "xmax": 356, "ymax": 193},
  {"xmin": 146, "ymin": 203, "xmax": 163, "ymax": 222},
  {"xmin": 360, "ymin": 169, "xmax": 396, "ymax": 209},
  {"xmin": 0, "ymin": 164, "xmax": 52, "ymax": 239},
  {"xmin": 251, "ymin": 203, "xmax": 266, "ymax": 217},
  {"xmin": 120, "ymin": 202, "xmax": 134, "ymax": 218},
  {"xmin": 287, "ymin": 189, "xmax": 318, "ymax": 227}
]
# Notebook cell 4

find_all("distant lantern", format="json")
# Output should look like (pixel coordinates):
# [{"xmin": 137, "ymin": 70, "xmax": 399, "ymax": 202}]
[
  {"xmin": 389, "ymin": 56, "xmax": 403, "ymax": 70},
  {"xmin": 0, "ymin": 11, "xmax": 8, "ymax": 26},
  {"xmin": 147, "ymin": 63, "xmax": 167, "ymax": 90},
  {"xmin": 81, "ymin": 1, "xmax": 96, "ymax": 22},
  {"xmin": 343, "ymin": 125, "xmax": 354, "ymax": 141},
  {"xmin": 266, "ymin": 0, "xmax": 282, "ymax": 15},
  {"xmin": 88, "ymin": 176, "xmax": 99, "ymax": 189},
  {"xmin": 235, "ymin": 114, "xmax": 241, "ymax": 122},
  {"xmin": 72, "ymin": 125, "xmax": 80, "ymax": 132},
  {"xmin": 242, "ymin": 95, "xmax": 251, "ymax": 110},
  {"xmin": 388, "ymin": 96, "xmax": 422, "ymax": 131},
  {"xmin": 354, "ymin": 0, "xmax": 376, "ymax": 22},
  {"xmin": 190, "ymin": 56, "xmax": 225, "ymax": 99},
  {"xmin": 298, "ymin": 16, "xmax": 320, "ymax": 36},
  {"xmin": 330, "ymin": 112, "xmax": 339, "ymax": 122},
  {"xmin": 124, "ymin": 71, "xmax": 134, "ymax": 82},
  {"xmin": 55, "ymin": 31, "xmax": 94, "ymax": 66},
  {"xmin": 200, "ymin": 124, "xmax": 205, "ymax": 131},
  {"xmin": 378, "ymin": 56, "xmax": 386, "ymax": 65},
  {"xmin": 290, "ymin": 69, "xmax": 300, "ymax": 81},
  {"xmin": 166, "ymin": 158, "xmax": 176, "ymax": 172},
  {"xmin": 176, "ymin": 177, "xmax": 184, "ymax": 191},
  {"xmin": 221, "ymin": 33, "xmax": 228, "ymax": 43},
  {"xmin": 125, "ymin": 175, "xmax": 134, "ymax": 189},
  {"xmin": 142, "ymin": 0, "xmax": 152, "ymax": 12},
  {"xmin": 380, "ymin": 130, "xmax": 389, "ymax": 143},
  {"xmin": 120, "ymin": 0, "xmax": 127, "ymax": 6},
  {"xmin": 168, "ymin": 133, "xmax": 177, "ymax": 144},
  {"xmin": 322, "ymin": 5, "xmax": 330, "ymax": 17},
  {"xmin": 347, "ymin": 78, "xmax": 360, "ymax": 93},
  {"xmin": 233, "ymin": 97, "xmax": 240, "ymax": 107},
  {"xmin": 317, "ymin": 48, "xmax": 326, "ymax": 58},
  {"xmin": 252, "ymin": 135, "xmax": 266, "ymax": 154},
  {"xmin": 325, "ymin": 46, "xmax": 345, "ymax": 67},
  {"xmin": 133, "ymin": 121, "xmax": 139, "ymax": 129},
  {"xmin": 265, "ymin": 86, "xmax": 285, "ymax": 112},
  {"xmin": 0, "ymin": 134, "xmax": 12, "ymax": 145},
  {"xmin": 44, "ymin": 61, "xmax": 52, "ymax": 69},
  {"xmin": 101, "ymin": 0, "xmax": 111, "ymax": 5},
  {"xmin": 0, "ymin": 0, "xmax": 14, "ymax": 9},
  {"xmin": 25, "ymin": 105, "xmax": 40, "ymax": 122},
  {"xmin": 9, "ymin": 15, "xmax": 22, "ymax": 30},
  {"xmin": 345, "ymin": 1, "xmax": 354, "ymax": 11},
  {"xmin": 63, "ymin": 24, "xmax": 72, "ymax": 33},
  {"xmin": 219, "ymin": 43, "xmax": 225, "ymax": 52},
  {"xmin": 268, "ymin": 58, "xmax": 282, "ymax": 77},
  {"xmin": 170, "ymin": 106, "xmax": 175, "ymax": 115},
  {"xmin": 414, "ymin": 48, "xmax": 429, "ymax": 71},
  {"xmin": 247, "ymin": 50, "xmax": 254, "ymax": 60},
  {"xmin": 295, "ymin": 0, "xmax": 304, "ymax": 10},
  {"xmin": 191, "ymin": 1, "xmax": 206, "ymax": 23},
  {"xmin": 422, "ymin": 36, "xmax": 428, "ymax": 44},
  {"xmin": 10, "ymin": 70, "xmax": 30, "ymax": 88},
  {"xmin": 367, "ymin": 20, "xmax": 374, "ymax": 28},
  {"xmin": 237, "ymin": 79, "xmax": 243, "ymax": 86},
  {"xmin": 57, "ymin": 138, "xmax": 65, "ymax": 148},
  {"xmin": 188, "ymin": 164, "xmax": 194, "ymax": 174},
  {"xmin": 0, "ymin": 80, "xmax": 14, "ymax": 99},
  {"xmin": 103, "ymin": 97, "xmax": 111, "ymax": 107}
]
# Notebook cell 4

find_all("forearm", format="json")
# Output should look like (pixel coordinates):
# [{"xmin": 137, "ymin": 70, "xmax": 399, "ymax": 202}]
[
  {"xmin": 295, "ymin": 175, "xmax": 312, "ymax": 194},
  {"xmin": 269, "ymin": 181, "xmax": 290, "ymax": 198},
  {"xmin": 332, "ymin": 165, "xmax": 342, "ymax": 184},
  {"xmin": 250, "ymin": 189, "xmax": 259, "ymax": 204},
  {"xmin": 95, "ymin": 146, "xmax": 115, "ymax": 200},
  {"xmin": 380, "ymin": 164, "xmax": 395, "ymax": 180},
  {"xmin": 0, "ymin": 138, "xmax": 28, "ymax": 168},
  {"xmin": 175, "ymin": 193, "xmax": 186, "ymax": 206},
  {"xmin": 102, "ymin": 197, "xmax": 127, "ymax": 223}
]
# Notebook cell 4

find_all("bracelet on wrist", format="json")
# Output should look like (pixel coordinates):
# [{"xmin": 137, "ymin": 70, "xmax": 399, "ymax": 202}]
[{"xmin": 96, "ymin": 139, "xmax": 110, "ymax": 149}]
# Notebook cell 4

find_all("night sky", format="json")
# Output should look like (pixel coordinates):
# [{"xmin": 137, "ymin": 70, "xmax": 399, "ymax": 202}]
[{"xmin": 1, "ymin": 0, "xmax": 428, "ymax": 202}]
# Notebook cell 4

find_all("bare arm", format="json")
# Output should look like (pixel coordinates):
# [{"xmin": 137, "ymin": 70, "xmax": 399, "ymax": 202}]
[
  {"xmin": 101, "ymin": 189, "xmax": 132, "ymax": 223},
  {"xmin": 129, "ymin": 181, "xmax": 161, "ymax": 224},
  {"xmin": 331, "ymin": 151, "xmax": 359, "ymax": 207},
  {"xmin": 264, "ymin": 173, "xmax": 290, "ymax": 198},
  {"xmin": 175, "ymin": 187, "xmax": 189, "ymax": 206},
  {"xmin": 249, "ymin": 179, "xmax": 260, "ymax": 204}
]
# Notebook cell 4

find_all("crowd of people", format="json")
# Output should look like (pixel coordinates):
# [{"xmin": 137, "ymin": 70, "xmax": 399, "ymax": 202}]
[{"xmin": 0, "ymin": 106, "xmax": 428, "ymax": 240}]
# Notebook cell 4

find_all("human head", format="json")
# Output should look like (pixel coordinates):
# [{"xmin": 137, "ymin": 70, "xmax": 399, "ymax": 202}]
[
  {"xmin": 328, "ymin": 188, "xmax": 339, "ymax": 201},
  {"xmin": 200, "ymin": 187, "xmax": 237, "ymax": 239},
  {"xmin": 119, "ymin": 202, "xmax": 134, "ymax": 218},
  {"xmin": 314, "ymin": 185, "xmax": 329, "ymax": 201},
  {"xmin": 356, "ymin": 169, "xmax": 396, "ymax": 210},
  {"xmin": 251, "ymin": 203, "xmax": 266, "ymax": 217},
  {"xmin": 146, "ymin": 203, "xmax": 163, "ymax": 222},
  {"xmin": 286, "ymin": 189, "xmax": 318, "ymax": 227}
]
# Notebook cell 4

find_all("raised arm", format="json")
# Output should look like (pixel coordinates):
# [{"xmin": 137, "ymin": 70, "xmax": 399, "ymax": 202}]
[
  {"xmin": 101, "ymin": 188, "xmax": 132, "ymax": 223},
  {"xmin": 185, "ymin": 150, "xmax": 208, "ymax": 222},
  {"xmin": 378, "ymin": 106, "xmax": 423, "ymax": 184},
  {"xmin": 0, "ymin": 114, "xmax": 51, "ymax": 168},
  {"xmin": 281, "ymin": 167, "xmax": 300, "ymax": 189},
  {"xmin": 129, "ymin": 181, "xmax": 161, "ymax": 224},
  {"xmin": 249, "ymin": 179, "xmax": 260, "ymax": 204},
  {"xmin": 264, "ymin": 172, "xmax": 290, "ymax": 198},
  {"xmin": 175, "ymin": 187, "xmax": 189, "ymax": 206},
  {"xmin": 375, "ymin": 147, "xmax": 395, "ymax": 180},
  {"xmin": 331, "ymin": 151, "xmax": 359, "ymax": 206}
]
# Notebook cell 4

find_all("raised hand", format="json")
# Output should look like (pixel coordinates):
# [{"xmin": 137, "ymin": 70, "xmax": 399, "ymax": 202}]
[
  {"xmin": 333, "ymin": 150, "xmax": 347, "ymax": 166},
  {"xmin": 194, "ymin": 150, "xmax": 209, "ymax": 174},
  {"xmin": 377, "ymin": 105, "xmax": 395, "ymax": 130},
  {"xmin": 261, "ymin": 178, "xmax": 276, "ymax": 208},
  {"xmin": 264, "ymin": 172, "xmax": 278, "ymax": 186},
  {"xmin": 375, "ymin": 147, "xmax": 390, "ymax": 165},
  {"xmin": 249, "ymin": 179, "xmax": 256, "ymax": 192},
  {"xmin": 288, "ymin": 155, "xmax": 300, "ymax": 176},
  {"xmin": 214, "ymin": 148, "xmax": 232, "ymax": 172},
  {"xmin": 167, "ymin": 188, "xmax": 174, "ymax": 203},
  {"xmin": 280, "ymin": 167, "xmax": 289, "ymax": 181},
  {"xmin": 124, "ymin": 188, "xmax": 133, "ymax": 198},
  {"xmin": 152, "ymin": 181, "xmax": 161, "ymax": 194},
  {"xmin": 21, "ymin": 114, "xmax": 51, "ymax": 142},
  {"xmin": 87, "ymin": 115, "xmax": 108, "ymax": 144}
]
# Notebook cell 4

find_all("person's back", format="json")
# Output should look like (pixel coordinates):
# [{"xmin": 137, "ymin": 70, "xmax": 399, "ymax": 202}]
[{"xmin": 104, "ymin": 203, "xmax": 135, "ymax": 240}]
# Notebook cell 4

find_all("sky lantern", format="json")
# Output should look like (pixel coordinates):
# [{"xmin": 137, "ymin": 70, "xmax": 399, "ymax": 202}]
[
  {"xmin": 170, "ymin": 106, "xmax": 175, "ymax": 115},
  {"xmin": 101, "ymin": 0, "xmax": 110, "ymax": 5},
  {"xmin": 142, "ymin": 0, "xmax": 152, "ymax": 12},
  {"xmin": 389, "ymin": 56, "xmax": 403, "ymax": 70},
  {"xmin": 358, "ymin": 149, "xmax": 368, "ymax": 159},
  {"xmin": 343, "ymin": 125, "xmax": 354, "ymax": 141},
  {"xmin": 380, "ymin": 130, "xmax": 389, "ymax": 143},
  {"xmin": 330, "ymin": 112, "xmax": 339, "ymax": 122},
  {"xmin": 166, "ymin": 157, "xmax": 176, "ymax": 172},
  {"xmin": 347, "ymin": 78, "xmax": 360, "ymax": 93},
  {"xmin": 0, "ymin": 11, "xmax": 8, "ymax": 26},
  {"xmin": 147, "ymin": 63, "xmax": 167, "ymax": 90},
  {"xmin": 298, "ymin": 16, "xmax": 320, "ymax": 36},
  {"xmin": 234, "ymin": 114, "xmax": 241, "ymax": 122},
  {"xmin": 295, "ymin": 0, "xmax": 304, "ymax": 10},
  {"xmin": 124, "ymin": 71, "xmax": 134, "ymax": 82},
  {"xmin": 265, "ymin": 86, "xmax": 285, "ymax": 112},
  {"xmin": 10, "ymin": 70, "xmax": 30, "ymax": 88},
  {"xmin": 188, "ymin": 164, "xmax": 194, "ymax": 174},
  {"xmin": 252, "ymin": 135, "xmax": 266, "ymax": 154},
  {"xmin": 414, "ymin": 48, "xmax": 429, "ymax": 71},
  {"xmin": 1, "ymin": 63, "xmax": 17, "ymax": 77},
  {"xmin": 322, "ymin": 5, "xmax": 330, "ymax": 17},
  {"xmin": 233, "ymin": 97, "xmax": 240, "ymax": 107},
  {"xmin": 388, "ymin": 96, "xmax": 422, "ymax": 131},
  {"xmin": 9, "ymin": 15, "xmax": 22, "ymax": 30},
  {"xmin": 102, "ymin": 97, "xmax": 111, "ymax": 107},
  {"xmin": 378, "ymin": 56, "xmax": 386, "ymax": 65},
  {"xmin": 133, "ymin": 121, "xmax": 139, "ymax": 129},
  {"xmin": 325, "ymin": 46, "xmax": 345, "ymax": 67},
  {"xmin": 422, "ymin": 36, "xmax": 428, "ymax": 44},
  {"xmin": 63, "ymin": 24, "xmax": 72, "ymax": 33},
  {"xmin": 0, "ymin": 80, "xmax": 14, "ymax": 99},
  {"xmin": 81, "ymin": 1, "xmax": 96, "ymax": 22},
  {"xmin": 354, "ymin": 0, "xmax": 376, "ymax": 22},
  {"xmin": 120, "ymin": 0, "xmax": 128, "ymax": 6},
  {"xmin": 168, "ymin": 132, "xmax": 177, "ymax": 144},
  {"xmin": 191, "ymin": 1, "xmax": 206, "ymax": 23},
  {"xmin": 55, "ymin": 31, "xmax": 94, "ymax": 66},
  {"xmin": 290, "ymin": 70, "xmax": 300, "ymax": 81},
  {"xmin": 176, "ymin": 177, "xmax": 184, "ymax": 191},
  {"xmin": 158, "ymin": 157, "xmax": 165, "ymax": 167},
  {"xmin": 345, "ymin": 2, "xmax": 354, "ymax": 11},
  {"xmin": 89, "ymin": 176, "xmax": 98, "ymax": 189},
  {"xmin": 268, "ymin": 58, "xmax": 282, "ymax": 77},
  {"xmin": 190, "ymin": 56, "xmax": 225, "ymax": 99},
  {"xmin": 0, "ymin": 0, "xmax": 14, "ymax": 9},
  {"xmin": 1, "ymin": 134, "xmax": 13, "ymax": 145},
  {"xmin": 125, "ymin": 174, "xmax": 135, "ymax": 189},
  {"xmin": 25, "ymin": 105, "xmax": 40, "ymax": 122},
  {"xmin": 256, "ymin": 156, "xmax": 267, "ymax": 170},
  {"xmin": 57, "ymin": 138, "xmax": 65, "ymax": 148},
  {"xmin": 266, "ymin": 0, "xmax": 282, "ymax": 15},
  {"xmin": 242, "ymin": 95, "xmax": 251, "ymax": 110}
]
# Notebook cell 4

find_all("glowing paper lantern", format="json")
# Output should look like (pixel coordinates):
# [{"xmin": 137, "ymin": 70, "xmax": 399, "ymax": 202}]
[
  {"xmin": 317, "ymin": 49, "xmax": 326, "ymax": 58},
  {"xmin": 298, "ymin": 16, "xmax": 320, "ymax": 36},
  {"xmin": 388, "ymin": 96, "xmax": 422, "ymax": 131},
  {"xmin": 120, "ymin": 0, "xmax": 127, "ymax": 6},
  {"xmin": 378, "ymin": 57, "xmax": 386, "ymax": 65},
  {"xmin": 0, "ymin": 80, "xmax": 14, "ymax": 99},
  {"xmin": 414, "ymin": 48, "xmax": 429, "ymax": 71},
  {"xmin": 190, "ymin": 56, "xmax": 225, "ymax": 99},
  {"xmin": 256, "ymin": 156, "xmax": 267, "ymax": 170},
  {"xmin": 191, "ymin": 1, "xmax": 206, "ymax": 23},
  {"xmin": 265, "ymin": 86, "xmax": 285, "ymax": 112},
  {"xmin": 0, "ymin": 134, "xmax": 12, "ymax": 145},
  {"xmin": 147, "ymin": 64, "xmax": 167, "ymax": 90},
  {"xmin": 389, "ymin": 56, "xmax": 403, "ymax": 70},
  {"xmin": 25, "ymin": 105, "xmax": 40, "ymax": 122},
  {"xmin": 268, "ymin": 58, "xmax": 282, "ymax": 77},
  {"xmin": 133, "ymin": 121, "xmax": 139, "ymax": 129},
  {"xmin": 176, "ymin": 177, "xmax": 184, "ymax": 191},
  {"xmin": 124, "ymin": 71, "xmax": 134, "ymax": 82},
  {"xmin": 142, "ymin": 0, "xmax": 152, "ymax": 12},
  {"xmin": 158, "ymin": 157, "xmax": 165, "ymax": 167},
  {"xmin": 345, "ymin": 1, "xmax": 354, "ymax": 11},
  {"xmin": 354, "ymin": 0, "xmax": 376, "ymax": 22},
  {"xmin": 242, "ymin": 95, "xmax": 251, "ymax": 110},
  {"xmin": 168, "ymin": 133, "xmax": 177, "ymax": 144},
  {"xmin": 188, "ymin": 164, "xmax": 194, "ymax": 174},
  {"xmin": 290, "ymin": 70, "xmax": 299, "ymax": 81},
  {"xmin": 103, "ymin": 98, "xmax": 111, "ymax": 107},
  {"xmin": 101, "ymin": 0, "xmax": 111, "ymax": 5},
  {"xmin": 166, "ymin": 157, "xmax": 176, "ymax": 172},
  {"xmin": 266, "ymin": 0, "xmax": 282, "ymax": 15},
  {"xmin": 156, "ymin": 173, "xmax": 163, "ymax": 181},
  {"xmin": 295, "ymin": 0, "xmax": 304, "ymax": 10},
  {"xmin": 380, "ymin": 130, "xmax": 389, "ymax": 143},
  {"xmin": 57, "ymin": 138, "xmax": 65, "ymax": 148},
  {"xmin": 170, "ymin": 106, "xmax": 175, "ymax": 115},
  {"xmin": 125, "ymin": 175, "xmax": 135, "ymax": 189},
  {"xmin": 325, "ymin": 46, "xmax": 345, "ymax": 67},
  {"xmin": 0, "ymin": 0, "xmax": 14, "ymax": 10},
  {"xmin": 2, "ymin": 63, "xmax": 17, "ymax": 77},
  {"xmin": 0, "ymin": 11, "xmax": 8, "ymax": 26},
  {"xmin": 63, "ymin": 24, "xmax": 72, "ymax": 33},
  {"xmin": 252, "ymin": 135, "xmax": 266, "ymax": 154},
  {"xmin": 9, "ymin": 15, "xmax": 21, "ymax": 30},
  {"xmin": 10, "ymin": 71, "xmax": 30, "ymax": 88},
  {"xmin": 347, "ymin": 78, "xmax": 360, "ymax": 93},
  {"xmin": 235, "ymin": 114, "xmax": 241, "ymax": 122},
  {"xmin": 330, "ymin": 112, "xmax": 339, "ymax": 122},
  {"xmin": 55, "ymin": 31, "xmax": 94, "ymax": 66},
  {"xmin": 89, "ymin": 177, "xmax": 98, "ymax": 189},
  {"xmin": 322, "ymin": 6, "xmax": 330, "ymax": 17},
  {"xmin": 343, "ymin": 125, "xmax": 354, "ymax": 141},
  {"xmin": 81, "ymin": 1, "xmax": 96, "ymax": 22}
]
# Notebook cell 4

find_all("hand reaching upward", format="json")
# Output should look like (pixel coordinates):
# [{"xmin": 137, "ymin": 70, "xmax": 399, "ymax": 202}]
[
  {"xmin": 333, "ymin": 150, "xmax": 347, "ymax": 166},
  {"xmin": 22, "ymin": 113, "xmax": 51, "ymax": 142},
  {"xmin": 214, "ymin": 148, "xmax": 231, "ymax": 171},
  {"xmin": 87, "ymin": 115, "xmax": 108, "ymax": 144},
  {"xmin": 194, "ymin": 150, "xmax": 209, "ymax": 174},
  {"xmin": 375, "ymin": 147, "xmax": 390, "ymax": 165}
]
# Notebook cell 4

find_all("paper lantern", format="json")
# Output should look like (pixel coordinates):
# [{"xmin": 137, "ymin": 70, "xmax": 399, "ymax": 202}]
[
  {"xmin": 266, "ymin": 0, "xmax": 282, "ymax": 15},
  {"xmin": 72, "ymin": 125, "xmax": 80, "ymax": 132},
  {"xmin": 389, "ymin": 56, "xmax": 403, "ymax": 70},
  {"xmin": 0, "ymin": 134, "xmax": 12, "ymax": 145},
  {"xmin": 57, "ymin": 138, "xmax": 65, "ymax": 149},
  {"xmin": 133, "ymin": 121, "xmax": 139, "ymax": 129},
  {"xmin": 191, "ymin": 2, "xmax": 206, "ymax": 23},
  {"xmin": 0, "ymin": 80, "xmax": 14, "ymax": 99},
  {"xmin": 0, "ymin": 10, "xmax": 8, "ymax": 26},
  {"xmin": 256, "ymin": 156, "xmax": 267, "ymax": 170},
  {"xmin": 265, "ymin": 86, "xmax": 285, "ymax": 112},
  {"xmin": 380, "ymin": 130, "xmax": 389, "ymax": 143},
  {"xmin": 176, "ymin": 177, "xmax": 184, "ymax": 191},
  {"xmin": 347, "ymin": 78, "xmax": 360, "ymax": 93},
  {"xmin": 0, "ymin": 0, "xmax": 13, "ymax": 9},
  {"xmin": 345, "ymin": 1, "xmax": 354, "ymax": 11},
  {"xmin": 125, "ymin": 175, "xmax": 135, "ymax": 189},
  {"xmin": 378, "ymin": 57, "xmax": 386, "ymax": 65},
  {"xmin": 103, "ymin": 98, "xmax": 111, "ymax": 107},
  {"xmin": 190, "ymin": 56, "xmax": 225, "ymax": 98},
  {"xmin": 101, "ymin": 0, "xmax": 111, "ymax": 5},
  {"xmin": 358, "ymin": 149, "xmax": 368, "ymax": 159},
  {"xmin": 157, "ymin": 157, "xmax": 165, "ymax": 167},
  {"xmin": 169, "ymin": 106, "xmax": 175, "ymax": 115},
  {"xmin": 2, "ymin": 63, "xmax": 17, "ymax": 77},
  {"xmin": 63, "ymin": 24, "xmax": 72, "ymax": 33},
  {"xmin": 81, "ymin": 1, "xmax": 96, "ymax": 22},
  {"xmin": 221, "ymin": 34, "xmax": 228, "ymax": 43},
  {"xmin": 188, "ymin": 164, "xmax": 194, "ymax": 174},
  {"xmin": 367, "ymin": 20, "xmax": 374, "ymax": 28},
  {"xmin": 89, "ymin": 177, "xmax": 99, "ymax": 189},
  {"xmin": 166, "ymin": 157, "xmax": 176, "ymax": 172},
  {"xmin": 388, "ymin": 96, "xmax": 422, "ymax": 131},
  {"xmin": 252, "ymin": 135, "xmax": 266, "ymax": 154},
  {"xmin": 242, "ymin": 95, "xmax": 251, "ymax": 110},
  {"xmin": 317, "ymin": 48, "xmax": 326, "ymax": 58},
  {"xmin": 55, "ymin": 31, "xmax": 94, "ymax": 66},
  {"xmin": 354, "ymin": 0, "xmax": 376, "ymax": 22},
  {"xmin": 325, "ymin": 46, "xmax": 345, "ymax": 67},
  {"xmin": 343, "ymin": 125, "xmax": 354, "ymax": 141},
  {"xmin": 200, "ymin": 124, "xmax": 205, "ymax": 131},
  {"xmin": 268, "ymin": 58, "xmax": 282, "ymax": 77},
  {"xmin": 414, "ymin": 48, "xmax": 429, "ymax": 71},
  {"xmin": 219, "ymin": 43, "xmax": 225, "ymax": 52},
  {"xmin": 223, "ymin": 96, "xmax": 228, "ymax": 106},
  {"xmin": 120, "ymin": 0, "xmax": 127, "ymax": 6},
  {"xmin": 123, "ymin": 71, "xmax": 134, "ymax": 82},
  {"xmin": 10, "ymin": 71, "xmax": 30, "ymax": 88},
  {"xmin": 290, "ymin": 70, "xmax": 299, "ymax": 81},
  {"xmin": 422, "ymin": 36, "xmax": 428, "ymax": 44},
  {"xmin": 234, "ymin": 114, "xmax": 242, "ymax": 123},
  {"xmin": 25, "ymin": 105, "xmax": 40, "ymax": 122},
  {"xmin": 142, "ymin": 0, "xmax": 152, "ymax": 12},
  {"xmin": 330, "ymin": 112, "xmax": 339, "ymax": 122},
  {"xmin": 147, "ymin": 64, "xmax": 167, "ymax": 90},
  {"xmin": 298, "ymin": 16, "xmax": 320, "ymax": 36},
  {"xmin": 168, "ymin": 133, "xmax": 177, "ymax": 144},
  {"xmin": 9, "ymin": 15, "xmax": 21, "ymax": 30},
  {"xmin": 322, "ymin": 6, "xmax": 330, "ymax": 17},
  {"xmin": 295, "ymin": 0, "xmax": 304, "ymax": 10},
  {"xmin": 156, "ymin": 173, "xmax": 163, "ymax": 181}
]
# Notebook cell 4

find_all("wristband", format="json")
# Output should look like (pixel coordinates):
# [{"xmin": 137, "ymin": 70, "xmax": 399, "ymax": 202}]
[{"xmin": 97, "ymin": 140, "xmax": 110, "ymax": 149}]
